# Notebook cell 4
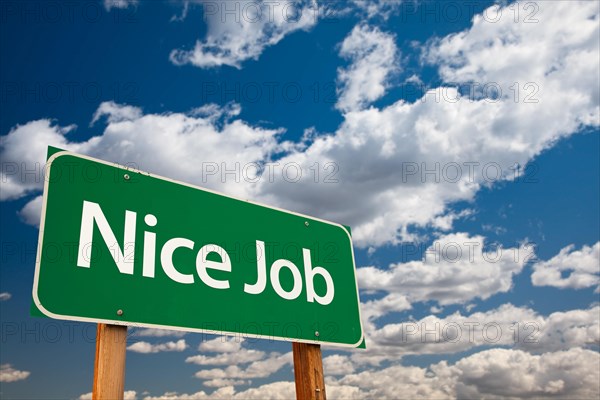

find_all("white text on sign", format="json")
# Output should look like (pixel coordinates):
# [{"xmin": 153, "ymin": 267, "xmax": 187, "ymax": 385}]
[{"xmin": 76, "ymin": 200, "xmax": 335, "ymax": 305}]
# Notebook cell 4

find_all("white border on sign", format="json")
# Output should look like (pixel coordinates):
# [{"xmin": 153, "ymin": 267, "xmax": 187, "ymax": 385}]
[{"xmin": 32, "ymin": 150, "xmax": 365, "ymax": 349}]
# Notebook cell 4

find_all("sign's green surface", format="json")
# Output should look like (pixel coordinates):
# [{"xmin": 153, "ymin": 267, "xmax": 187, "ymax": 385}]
[{"xmin": 33, "ymin": 149, "xmax": 364, "ymax": 347}]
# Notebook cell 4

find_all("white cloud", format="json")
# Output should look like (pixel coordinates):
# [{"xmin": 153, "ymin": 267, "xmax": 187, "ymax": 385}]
[
  {"xmin": 365, "ymin": 304, "xmax": 599, "ymax": 360},
  {"xmin": 0, "ymin": 120, "xmax": 79, "ymax": 201},
  {"xmin": 17, "ymin": 195, "xmax": 42, "ymax": 227},
  {"xmin": 336, "ymin": 24, "xmax": 399, "ymax": 112},
  {"xmin": 143, "ymin": 382, "xmax": 294, "ymax": 400},
  {"xmin": 141, "ymin": 389, "xmax": 221, "ymax": 400},
  {"xmin": 91, "ymin": 101, "xmax": 143, "ymax": 125},
  {"xmin": 360, "ymin": 293, "xmax": 411, "ymax": 330},
  {"xmin": 127, "ymin": 339, "xmax": 188, "ymax": 353},
  {"xmin": 532, "ymin": 242, "xmax": 600, "ymax": 290},
  {"xmin": 0, "ymin": 292, "xmax": 11, "ymax": 301},
  {"xmin": 189, "ymin": 102, "xmax": 241, "ymax": 121},
  {"xmin": 255, "ymin": 1, "xmax": 599, "ymax": 247},
  {"xmin": 79, "ymin": 390, "xmax": 137, "ymax": 400},
  {"xmin": 142, "ymin": 347, "xmax": 600, "ymax": 399},
  {"xmin": 194, "ymin": 352, "xmax": 292, "ymax": 381},
  {"xmin": 142, "ymin": 382, "xmax": 372, "ymax": 399},
  {"xmin": 198, "ymin": 337, "xmax": 244, "ymax": 353},
  {"xmin": 335, "ymin": 347, "xmax": 600, "ymax": 400},
  {"xmin": 351, "ymin": 0, "xmax": 403, "ymax": 20},
  {"xmin": 0, "ymin": 364, "xmax": 30, "ymax": 382},
  {"xmin": 323, "ymin": 354, "xmax": 355, "ymax": 376},
  {"xmin": 1, "ymin": 102, "xmax": 284, "ymax": 226},
  {"xmin": 103, "ymin": 0, "xmax": 138, "ymax": 12},
  {"xmin": 357, "ymin": 233, "xmax": 532, "ymax": 305},
  {"xmin": 332, "ymin": 362, "xmax": 454, "ymax": 399},
  {"xmin": 186, "ymin": 349, "xmax": 265, "ymax": 366},
  {"xmin": 203, "ymin": 379, "xmax": 248, "ymax": 388},
  {"xmin": 426, "ymin": 1, "xmax": 599, "ymax": 130},
  {"xmin": 170, "ymin": 1, "xmax": 318, "ymax": 69},
  {"xmin": 452, "ymin": 348, "xmax": 600, "ymax": 399},
  {"xmin": 132, "ymin": 328, "xmax": 187, "ymax": 338},
  {"xmin": 2, "ymin": 2, "xmax": 598, "ymax": 249},
  {"xmin": 223, "ymin": 382, "xmax": 294, "ymax": 399},
  {"xmin": 430, "ymin": 305, "xmax": 443, "ymax": 314},
  {"xmin": 521, "ymin": 306, "xmax": 600, "ymax": 353}
]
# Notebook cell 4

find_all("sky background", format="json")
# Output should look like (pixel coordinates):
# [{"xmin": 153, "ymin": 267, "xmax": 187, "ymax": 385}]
[{"xmin": 1, "ymin": 0, "xmax": 599, "ymax": 399}]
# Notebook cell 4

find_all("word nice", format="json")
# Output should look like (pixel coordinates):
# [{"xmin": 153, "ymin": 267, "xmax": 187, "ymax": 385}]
[{"xmin": 76, "ymin": 201, "xmax": 335, "ymax": 305}]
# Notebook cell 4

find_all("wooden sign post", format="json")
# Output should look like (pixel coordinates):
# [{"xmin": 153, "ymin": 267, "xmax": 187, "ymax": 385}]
[
  {"xmin": 90, "ymin": 328, "xmax": 327, "ymax": 400},
  {"xmin": 93, "ymin": 324, "xmax": 128, "ymax": 400},
  {"xmin": 293, "ymin": 342, "xmax": 327, "ymax": 400}
]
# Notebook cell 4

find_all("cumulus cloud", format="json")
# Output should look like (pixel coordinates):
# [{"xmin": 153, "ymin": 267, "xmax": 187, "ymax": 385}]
[
  {"xmin": 202, "ymin": 379, "xmax": 249, "ymax": 388},
  {"xmin": 335, "ymin": 347, "xmax": 600, "ymax": 400},
  {"xmin": 2, "ymin": 3, "xmax": 598, "ymax": 248},
  {"xmin": 168, "ymin": 342, "xmax": 289, "ymax": 388},
  {"xmin": 351, "ymin": 0, "xmax": 403, "ymax": 20},
  {"xmin": 17, "ymin": 195, "xmax": 42, "ymax": 227},
  {"xmin": 0, "ymin": 292, "xmax": 11, "ymax": 301},
  {"xmin": 255, "ymin": 1, "xmax": 599, "ymax": 246},
  {"xmin": 79, "ymin": 390, "xmax": 137, "ymax": 400},
  {"xmin": 91, "ymin": 101, "xmax": 143, "ymax": 125},
  {"xmin": 132, "ymin": 347, "xmax": 600, "ymax": 400},
  {"xmin": 0, "ymin": 364, "xmax": 30, "ymax": 382},
  {"xmin": 144, "ymin": 382, "xmax": 364, "ymax": 400},
  {"xmin": 194, "ymin": 352, "xmax": 292, "ymax": 382},
  {"xmin": 360, "ymin": 293, "xmax": 411, "ymax": 328},
  {"xmin": 323, "ymin": 354, "xmax": 355, "ymax": 376},
  {"xmin": 198, "ymin": 337, "xmax": 244, "ymax": 353},
  {"xmin": 452, "ymin": 348, "xmax": 600, "ymax": 399},
  {"xmin": 332, "ymin": 362, "xmax": 454, "ymax": 399},
  {"xmin": 357, "ymin": 233, "xmax": 533, "ymax": 306},
  {"xmin": 137, "ymin": 346, "xmax": 600, "ymax": 399},
  {"xmin": 132, "ymin": 328, "xmax": 187, "ymax": 338},
  {"xmin": 521, "ymin": 306, "xmax": 600, "ymax": 353},
  {"xmin": 186, "ymin": 349, "xmax": 265, "ymax": 366},
  {"xmin": 532, "ymin": 242, "xmax": 600, "ymax": 290},
  {"xmin": 0, "ymin": 120, "xmax": 79, "ymax": 201},
  {"xmin": 143, "ymin": 382, "xmax": 294, "ymax": 400},
  {"xmin": 336, "ymin": 24, "xmax": 399, "ymax": 112},
  {"xmin": 143, "ymin": 381, "xmax": 365, "ymax": 399},
  {"xmin": 365, "ymin": 304, "xmax": 539, "ymax": 359},
  {"xmin": 127, "ymin": 339, "xmax": 188, "ymax": 353},
  {"xmin": 426, "ymin": 1, "xmax": 599, "ymax": 129},
  {"xmin": 1, "ymin": 101, "xmax": 284, "ymax": 225},
  {"xmin": 170, "ymin": 0, "xmax": 318, "ymax": 69},
  {"xmin": 360, "ymin": 304, "xmax": 600, "ymax": 365}
]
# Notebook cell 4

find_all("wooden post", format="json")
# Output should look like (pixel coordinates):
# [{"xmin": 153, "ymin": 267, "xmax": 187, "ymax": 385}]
[
  {"xmin": 293, "ymin": 342, "xmax": 326, "ymax": 400},
  {"xmin": 93, "ymin": 323, "xmax": 128, "ymax": 400}
]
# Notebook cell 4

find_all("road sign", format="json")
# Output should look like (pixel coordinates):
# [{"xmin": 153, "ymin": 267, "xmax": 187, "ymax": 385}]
[{"xmin": 33, "ymin": 148, "xmax": 364, "ymax": 348}]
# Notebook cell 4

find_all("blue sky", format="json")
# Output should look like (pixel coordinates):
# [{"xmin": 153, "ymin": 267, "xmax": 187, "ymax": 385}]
[{"xmin": 1, "ymin": 1, "xmax": 599, "ymax": 398}]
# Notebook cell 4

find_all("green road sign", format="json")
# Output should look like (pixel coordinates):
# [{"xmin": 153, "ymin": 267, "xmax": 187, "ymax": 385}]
[{"xmin": 33, "ymin": 149, "xmax": 364, "ymax": 348}]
